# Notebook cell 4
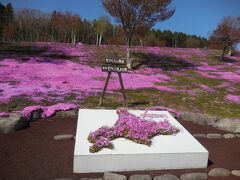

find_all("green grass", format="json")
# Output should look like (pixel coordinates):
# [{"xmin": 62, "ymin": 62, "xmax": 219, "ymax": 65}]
[
  {"xmin": 194, "ymin": 77, "xmax": 222, "ymax": 87},
  {"xmin": 167, "ymin": 73, "xmax": 222, "ymax": 87},
  {"xmin": 2, "ymin": 86, "xmax": 239, "ymax": 119},
  {"xmin": 82, "ymin": 87, "xmax": 240, "ymax": 119},
  {"xmin": 188, "ymin": 55, "xmax": 202, "ymax": 62},
  {"xmin": 64, "ymin": 93, "xmax": 78, "ymax": 101},
  {"xmin": 82, "ymin": 92, "xmax": 124, "ymax": 108},
  {"xmin": 0, "ymin": 95, "xmax": 36, "ymax": 112},
  {"xmin": 192, "ymin": 92, "xmax": 240, "ymax": 118}
]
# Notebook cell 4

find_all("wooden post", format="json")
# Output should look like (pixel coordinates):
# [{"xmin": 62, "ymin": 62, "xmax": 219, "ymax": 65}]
[
  {"xmin": 118, "ymin": 73, "xmax": 127, "ymax": 107},
  {"xmin": 98, "ymin": 72, "xmax": 111, "ymax": 107},
  {"xmin": 99, "ymin": 58, "xmax": 128, "ymax": 107}
]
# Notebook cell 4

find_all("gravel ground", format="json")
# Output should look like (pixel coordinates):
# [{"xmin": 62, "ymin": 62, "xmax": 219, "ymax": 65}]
[{"xmin": 0, "ymin": 116, "xmax": 239, "ymax": 180}]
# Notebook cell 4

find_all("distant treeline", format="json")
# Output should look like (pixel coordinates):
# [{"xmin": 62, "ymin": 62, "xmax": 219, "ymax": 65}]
[{"xmin": 0, "ymin": 3, "xmax": 208, "ymax": 48}]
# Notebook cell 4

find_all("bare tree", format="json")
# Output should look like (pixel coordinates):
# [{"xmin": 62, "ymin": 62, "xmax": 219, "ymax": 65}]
[
  {"xmin": 135, "ymin": 24, "xmax": 149, "ymax": 47},
  {"xmin": 16, "ymin": 9, "xmax": 51, "ymax": 42},
  {"xmin": 102, "ymin": 0, "xmax": 175, "ymax": 68},
  {"xmin": 93, "ymin": 16, "xmax": 110, "ymax": 45},
  {"xmin": 185, "ymin": 37, "xmax": 201, "ymax": 48},
  {"xmin": 210, "ymin": 16, "xmax": 240, "ymax": 59}
]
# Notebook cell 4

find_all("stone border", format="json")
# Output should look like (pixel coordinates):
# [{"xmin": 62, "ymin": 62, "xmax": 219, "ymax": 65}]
[
  {"xmin": 2, "ymin": 109, "xmax": 240, "ymax": 134},
  {"xmin": 0, "ymin": 110, "xmax": 78, "ymax": 134},
  {"xmin": 181, "ymin": 111, "xmax": 240, "ymax": 134},
  {"xmin": 193, "ymin": 133, "xmax": 240, "ymax": 139},
  {"xmin": 55, "ymin": 167, "xmax": 240, "ymax": 179}
]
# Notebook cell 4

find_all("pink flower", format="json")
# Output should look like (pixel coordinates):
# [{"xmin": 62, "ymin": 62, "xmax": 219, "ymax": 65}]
[
  {"xmin": 0, "ymin": 112, "xmax": 9, "ymax": 117},
  {"xmin": 21, "ymin": 103, "xmax": 78, "ymax": 119},
  {"xmin": 225, "ymin": 94, "xmax": 240, "ymax": 104}
]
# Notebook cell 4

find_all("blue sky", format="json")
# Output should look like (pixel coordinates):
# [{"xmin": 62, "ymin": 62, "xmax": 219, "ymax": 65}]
[{"xmin": 1, "ymin": 0, "xmax": 240, "ymax": 41}]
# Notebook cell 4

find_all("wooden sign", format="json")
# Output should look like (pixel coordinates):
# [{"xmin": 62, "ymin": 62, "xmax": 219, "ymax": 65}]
[
  {"xmin": 102, "ymin": 65, "xmax": 128, "ymax": 73},
  {"xmin": 105, "ymin": 58, "xmax": 126, "ymax": 65},
  {"xmin": 98, "ymin": 58, "xmax": 128, "ymax": 107}
]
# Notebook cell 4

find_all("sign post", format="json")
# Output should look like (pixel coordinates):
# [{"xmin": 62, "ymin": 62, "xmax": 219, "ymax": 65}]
[{"xmin": 98, "ymin": 58, "xmax": 128, "ymax": 107}]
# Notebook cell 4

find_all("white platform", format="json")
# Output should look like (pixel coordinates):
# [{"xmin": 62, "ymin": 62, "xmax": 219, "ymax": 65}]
[{"xmin": 74, "ymin": 109, "xmax": 208, "ymax": 173}]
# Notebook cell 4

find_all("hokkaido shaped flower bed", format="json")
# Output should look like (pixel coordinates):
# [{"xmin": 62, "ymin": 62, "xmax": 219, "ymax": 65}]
[{"xmin": 88, "ymin": 108, "xmax": 179, "ymax": 153}]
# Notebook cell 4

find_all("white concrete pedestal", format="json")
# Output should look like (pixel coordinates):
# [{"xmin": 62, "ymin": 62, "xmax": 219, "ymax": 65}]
[{"xmin": 74, "ymin": 109, "xmax": 208, "ymax": 173}]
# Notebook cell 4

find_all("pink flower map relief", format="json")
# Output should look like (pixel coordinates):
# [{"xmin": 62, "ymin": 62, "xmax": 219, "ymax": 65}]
[{"xmin": 88, "ymin": 108, "xmax": 179, "ymax": 153}]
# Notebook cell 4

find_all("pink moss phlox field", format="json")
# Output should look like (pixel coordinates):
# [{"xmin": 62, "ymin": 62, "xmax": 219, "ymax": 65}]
[
  {"xmin": 88, "ymin": 108, "xmax": 179, "ymax": 153},
  {"xmin": 191, "ymin": 60, "xmax": 240, "ymax": 83},
  {"xmin": 156, "ymin": 86, "xmax": 177, "ymax": 93},
  {"xmin": 0, "ymin": 112, "xmax": 10, "ymax": 117},
  {"xmin": 216, "ymin": 82, "xmax": 234, "ymax": 88},
  {"xmin": 196, "ymin": 62, "xmax": 219, "ymax": 71},
  {"xmin": 226, "ymin": 87, "xmax": 239, "ymax": 93},
  {"xmin": 0, "ymin": 58, "xmax": 175, "ymax": 104},
  {"xmin": 21, "ymin": 103, "xmax": 79, "ymax": 119},
  {"xmin": 225, "ymin": 94, "xmax": 240, "ymax": 104},
  {"xmin": 0, "ymin": 59, "xmax": 101, "ymax": 103},
  {"xmin": 225, "ymin": 55, "xmax": 240, "ymax": 61},
  {"xmin": 1, "ymin": 43, "xmax": 240, "ymax": 113}
]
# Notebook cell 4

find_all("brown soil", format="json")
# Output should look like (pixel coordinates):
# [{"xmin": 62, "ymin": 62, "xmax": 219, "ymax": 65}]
[{"xmin": 0, "ymin": 116, "xmax": 239, "ymax": 180}]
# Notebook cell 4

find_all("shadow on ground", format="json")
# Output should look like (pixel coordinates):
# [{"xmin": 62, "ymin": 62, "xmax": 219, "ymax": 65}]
[
  {"xmin": 133, "ymin": 52, "xmax": 196, "ymax": 71},
  {"xmin": 128, "ymin": 101, "xmax": 150, "ymax": 107},
  {"xmin": 218, "ymin": 56, "xmax": 239, "ymax": 63},
  {"xmin": 0, "ymin": 43, "xmax": 78, "ymax": 63}
]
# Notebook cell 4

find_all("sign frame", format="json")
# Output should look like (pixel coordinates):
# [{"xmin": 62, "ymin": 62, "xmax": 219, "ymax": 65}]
[{"xmin": 98, "ymin": 58, "xmax": 128, "ymax": 107}]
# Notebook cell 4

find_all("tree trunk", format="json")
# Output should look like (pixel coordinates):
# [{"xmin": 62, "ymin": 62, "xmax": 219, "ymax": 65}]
[
  {"xmin": 112, "ymin": 27, "xmax": 115, "ymax": 38},
  {"xmin": 3, "ymin": 30, "xmax": 5, "ymax": 42},
  {"xmin": 126, "ymin": 38, "xmax": 132, "ymax": 69},
  {"xmin": 140, "ymin": 39, "xmax": 143, "ymax": 47},
  {"xmin": 71, "ymin": 29, "xmax": 73, "ymax": 44},
  {"xmin": 51, "ymin": 28, "xmax": 54, "ymax": 42},
  {"xmin": 73, "ymin": 33, "xmax": 76, "ymax": 44},
  {"xmin": 98, "ymin": 30, "xmax": 103, "ymax": 46},
  {"xmin": 25, "ymin": 28, "xmax": 27, "ymax": 42},
  {"xmin": 36, "ymin": 33, "xmax": 39, "ymax": 42},
  {"xmin": 99, "ymin": 31, "xmax": 102, "ymax": 45},
  {"xmin": 227, "ymin": 46, "xmax": 232, "ymax": 56},
  {"xmin": 96, "ymin": 32, "xmax": 98, "ymax": 45},
  {"xmin": 174, "ymin": 39, "xmax": 177, "ymax": 48},
  {"xmin": 221, "ymin": 46, "xmax": 228, "ymax": 59}
]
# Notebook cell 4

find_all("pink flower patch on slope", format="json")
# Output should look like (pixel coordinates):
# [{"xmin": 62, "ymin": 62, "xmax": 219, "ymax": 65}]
[
  {"xmin": 225, "ymin": 55, "xmax": 240, "ymax": 61},
  {"xmin": 196, "ymin": 65, "xmax": 218, "ymax": 71},
  {"xmin": 225, "ymin": 94, "xmax": 240, "ymax": 104},
  {"xmin": 196, "ymin": 84, "xmax": 216, "ymax": 93},
  {"xmin": 197, "ymin": 71, "xmax": 240, "ymax": 83},
  {"xmin": 0, "ymin": 112, "xmax": 10, "ymax": 117},
  {"xmin": 156, "ymin": 86, "xmax": 177, "ymax": 93},
  {"xmin": 21, "ymin": 105, "xmax": 43, "ymax": 118},
  {"xmin": 21, "ymin": 103, "xmax": 79, "ymax": 119}
]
